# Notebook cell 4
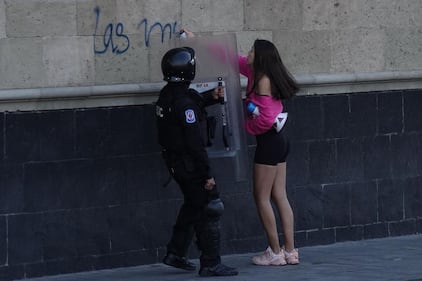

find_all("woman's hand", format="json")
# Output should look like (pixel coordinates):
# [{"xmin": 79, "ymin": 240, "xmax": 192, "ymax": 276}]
[{"xmin": 180, "ymin": 28, "xmax": 195, "ymax": 39}]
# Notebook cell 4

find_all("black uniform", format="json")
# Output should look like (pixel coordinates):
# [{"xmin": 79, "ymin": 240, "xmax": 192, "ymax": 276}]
[
  {"xmin": 157, "ymin": 46, "xmax": 237, "ymax": 277},
  {"xmin": 156, "ymin": 82, "xmax": 222, "ymax": 268}
]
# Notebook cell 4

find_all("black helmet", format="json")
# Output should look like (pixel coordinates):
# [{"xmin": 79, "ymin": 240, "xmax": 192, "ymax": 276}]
[{"xmin": 161, "ymin": 47, "xmax": 196, "ymax": 82}]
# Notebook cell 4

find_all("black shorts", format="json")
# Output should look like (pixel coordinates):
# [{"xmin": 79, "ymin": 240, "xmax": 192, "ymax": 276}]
[{"xmin": 254, "ymin": 129, "xmax": 290, "ymax": 166}]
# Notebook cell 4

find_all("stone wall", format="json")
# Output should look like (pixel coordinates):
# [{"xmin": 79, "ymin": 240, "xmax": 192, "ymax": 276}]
[
  {"xmin": 1, "ymin": 89, "xmax": 421, "ymax": 280},
  {"xmin": 1, "ymin": 0, "xmax": 422, "ymax": 90}
]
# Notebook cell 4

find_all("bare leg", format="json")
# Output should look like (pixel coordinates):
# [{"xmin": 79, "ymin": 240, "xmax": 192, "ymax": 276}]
[
  {"xmin": 253, "ymin": 163, "xmax": 281, "ymax": 253},
  {"xmin": 270, "ymin": 162, "xmax": 295, "ymax": 252}
]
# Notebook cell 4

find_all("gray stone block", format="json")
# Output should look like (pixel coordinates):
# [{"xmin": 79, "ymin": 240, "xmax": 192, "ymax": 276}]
[
  {"xmin": 5, "ymin": 112, "xmax": 41, "ymax": 162},
  {"xmin": 330, "ymin": 28, "xmax": 386, "ymax": 73},
  {"xmin": 309, "ymin": 140, "xmax": 337, "ymax": 184},
  {"xmin": 390, "ymin": 134, "xmax": 422, "ymax": 178},
  {"xmin": 335, "ymin": 138, "xmax": 364, "ymax": 181},
  {"xmin": 6, "ymin": 0, "xmax": 77, "ymax": 37},
  {"xmin": 349, "ymin": 93, "xmax": 377, "ymax": 137},
  {"xmin": 303, "ymin": 0, "xmax": 332, "ymax": 31},
  {"xmin": 286, "ymin": 141, "xmax": 310, "ymax": 187},
  {"xmin": 378, "ymin": 179, "xmax": 404, "ymax": 222},
  {"xmin": 323, "ymin": 183, "xmax": 350, "ymax": 228},
  {"xmin": 389, "ymin": 220, "xmax": 416, "ymax": 237},
  {"xmin": 108, "ymin": 202, "xmax": 175, "ymax": 252},
  {"xmin": 24, "ymin": 256, "xmax": 93, "ymax": 279},
  {"xmin": 328, "ymin": 0, "xmax": 413, "ymax": 30},
  {"xmin": 294, "ymin": 185, "xmax": 323, "ymax": 231},
  {"xmin": 306, "ymin": 228, "xmax": 335, "ymax": 246},
  {"xmin": 0, "ymin": 0, "xmax": 5, "ymax": 38},
  {"xmin": 117, "ymin": 0, "xmax": 181, "ymax": 35},
  {"xmin": 322, "ymin": 94, "xmax": 349, "ymax": 138},
  {"xmin": 8, "ymin": 213, "xmax": 44, "ymax": 264},
  {"xmin": 363, "ymin": 222, "xmax": 388, "ymax": 239},
  {"xmin": 274, "ymin": 30, "xmax": 331, "ymax": 74},
  {"xmin": 182, "ymin": 0, "xmax": 244, "ymax": 32},
  {"xmin": 91, "ymin": 157, "xmax": 128, "ymax": 206},
  {"xmin": 107, "ymin": 106, "xmax": 149, "ymax": 156},
  {"xmin": 221, "ymin": 193, "xmax": 260, "ymax": 240},
  {"xmin": 404, "ymin": 177, "xmax": 422, "ymax": 219},
  {"xmin": 377, "ymin": 91, "xmax": 403, "ymax": 134},
  {"xmin": 403, "ymin": 90, "xmax": 422, "ymax": 132},
  {"xmin": 94, "ymin": 39, "xmax": 149, "ymax": 84},
  {"xmin": 244, "ymin": 0, "xmax": 302, "ymax": 31},
  {"xmin": 74, "ymin": 108, "xmax": 110, "ymax": 158},
  {"xmin": 77, "ymin": 0, "xmax": 117, "ymax": 36},
  {"xmin": 330, "ymin": 1, "xmax": 361, "ymax": 30},
  {"xmin": 362, "ymin": 136, "xmax": 392, "ymax": 180},
  {"xmin": 38, "ymin": 110, "xmax": 75, "ymax": 161},
  {"xmin": 417, "ymin": 218, "xmax": 422, "ymax": 234},
  {"xmin": 43, "ymin": 37, "xmax": 94, "ymax": 87},
  {"xmin": 350, "ymin": 181, "xmax": 377, "ymax": 225},
  {"xmin": 349, "ymin": 0, "xmax": 420, "ymax": 29},
  {"xmin": 23, "ymin": 161, "xmax": 87, "ymax": 211},
  {"xmin": 335, "ymin": 226, "xmax": 364, "ymax": 242},
  {"xmin": 408, "ymin": 0, "xmax": 422, "ymax": 27},
  {"xmin": 0, "ymin": 113, "xmax": 3, "ymax": 160},
  {"xmin": 42, "ymin": 211, "xmax": 79, "ymax": 260},
  {"xmin": 126, "ymin": 154, "xmax": 162, "ymax": 203},
  {"xmin": 0, "ymin": 164, "xmax": 24, "ymax": 214},
  {"xmin": 74, "ymin": 208, "xmax": 110, "ymax": 257},
  {"xmin": 0, "ymin": 38, "xmax": 46, "ymax": 89},
  {"xmin": 284, "ymin": 95, "xmax": 323, "ymax": 141},
  {"xmin": 385, "ymin": 28, "xmax": 422, "ymax": 71},
  {"xmin": 0, "ymin": 216, "xmax": 5, "ymax": 265}
]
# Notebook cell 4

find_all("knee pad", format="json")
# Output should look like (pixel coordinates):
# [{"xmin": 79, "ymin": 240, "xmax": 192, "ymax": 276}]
[{"xmin": 204, "ymin": 198, "xmax": 224, "ymax": 218}]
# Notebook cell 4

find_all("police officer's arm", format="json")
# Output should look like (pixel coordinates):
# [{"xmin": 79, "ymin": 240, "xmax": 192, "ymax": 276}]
[{"xmin": 178, "ymin": 102, "xmax": 213, "ymax": 180}]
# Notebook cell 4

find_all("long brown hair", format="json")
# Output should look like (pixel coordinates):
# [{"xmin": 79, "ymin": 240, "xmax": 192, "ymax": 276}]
[{"xmin": 252, "ymin": 39, "xmax": 298, "ymax": 100}]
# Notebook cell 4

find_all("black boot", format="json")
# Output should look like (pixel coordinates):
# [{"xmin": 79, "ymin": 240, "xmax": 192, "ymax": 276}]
[
  {"xmin": 163, "ymin": 253, "xmax": 196, "ymax": 271},
  {"xmin": 199, "ymin": 263, "xmax": 238, "ymax": 277}
]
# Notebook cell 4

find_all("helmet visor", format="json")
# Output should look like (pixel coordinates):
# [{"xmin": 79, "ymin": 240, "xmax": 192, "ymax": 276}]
[{"xmin": 169, "ymin": 51, "xmax": 194, "ymax": 66}]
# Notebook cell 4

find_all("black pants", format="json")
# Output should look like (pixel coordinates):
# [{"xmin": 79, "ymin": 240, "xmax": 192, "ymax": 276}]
[{"xmin": 167, "ymin": 176, "xmax": 222, "ymax": 267}]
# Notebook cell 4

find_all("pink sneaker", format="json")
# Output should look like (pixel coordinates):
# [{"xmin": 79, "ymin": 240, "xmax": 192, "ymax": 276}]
[
  {"xmin": 284, "ymin": 248, "xmax": 299, "ymax": 265},
  {"xmin": 252, "ymin": 247, "xmax": 286, "ymax": 266}
]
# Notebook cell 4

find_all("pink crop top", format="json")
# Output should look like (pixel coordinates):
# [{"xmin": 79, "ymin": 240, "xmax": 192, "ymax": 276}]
[{"xmin": 239, "ymin": 56, "xmax": 284, "ymax": 135}]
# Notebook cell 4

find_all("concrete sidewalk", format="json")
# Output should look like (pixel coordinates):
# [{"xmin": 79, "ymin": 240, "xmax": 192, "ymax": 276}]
[{"xmin": 27, "ymin": 234, "xmax": 422, "ymax": 281}]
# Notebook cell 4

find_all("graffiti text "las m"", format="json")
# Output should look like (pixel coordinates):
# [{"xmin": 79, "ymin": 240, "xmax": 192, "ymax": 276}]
[{"xmin": 93, "ymin": 6, "xmax": 130, "ymax": 55}]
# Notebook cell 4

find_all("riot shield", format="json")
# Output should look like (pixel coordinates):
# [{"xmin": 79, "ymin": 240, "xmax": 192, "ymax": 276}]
[{"xmin": 157, "ymin": 33, "xmax": 248, "ymax": 181}]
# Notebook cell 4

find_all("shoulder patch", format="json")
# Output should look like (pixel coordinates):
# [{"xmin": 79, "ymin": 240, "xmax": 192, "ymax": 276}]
[{"xmin": 184, "ymin": 109, "xmax": 196, "ymax": 123}]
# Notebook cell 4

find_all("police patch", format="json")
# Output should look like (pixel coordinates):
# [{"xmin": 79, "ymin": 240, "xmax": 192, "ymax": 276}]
[{"xmin": 185, "ymin": 109, "xmax": 196, "ymax": 123}]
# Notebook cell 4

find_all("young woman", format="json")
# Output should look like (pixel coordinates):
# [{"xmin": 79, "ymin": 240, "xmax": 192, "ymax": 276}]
[
  {"xmin": 181, "ymin": 29, "xmax": 299, "ymax": 265},
  {"xmin": 240, "ymin": 39, "xmax": 299, "ymax": 266}
]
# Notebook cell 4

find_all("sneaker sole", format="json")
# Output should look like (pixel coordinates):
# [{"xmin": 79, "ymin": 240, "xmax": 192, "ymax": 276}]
[{"xmin": 252, "ymin": 261, "xmax": 287, "ymax": 266}]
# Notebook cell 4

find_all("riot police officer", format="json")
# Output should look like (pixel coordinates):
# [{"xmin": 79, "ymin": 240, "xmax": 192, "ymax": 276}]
[{"xmin": 156, "ymin": 47, "xmax": 238, "ymax": 277}]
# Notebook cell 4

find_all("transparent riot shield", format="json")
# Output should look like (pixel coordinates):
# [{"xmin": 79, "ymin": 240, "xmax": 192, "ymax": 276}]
[{"xmin": 157, "ymin": 33, "xmax": 248, "ymax": 181}]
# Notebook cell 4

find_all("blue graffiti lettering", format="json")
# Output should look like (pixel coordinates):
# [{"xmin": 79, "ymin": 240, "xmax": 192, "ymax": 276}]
[
  {"xmin": 93, "ymin": 7, "xmax": 130, "ymax": 55},
  {"xmin": 138, "ymin": 19, "xmax": 178, "ymax": 47},
  {"xmin": 93, "ymin": 6, "xmax": 180, "ymax": 55}
]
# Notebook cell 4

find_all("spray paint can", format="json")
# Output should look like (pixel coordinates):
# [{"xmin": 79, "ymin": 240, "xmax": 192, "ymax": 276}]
[
  {"xmin": 247, "ymin": 101, "xmax": 259, "ymax": 116},
  {"xmin": 179, "ymin": 31, "xmax": 187, "ymax": 39}
]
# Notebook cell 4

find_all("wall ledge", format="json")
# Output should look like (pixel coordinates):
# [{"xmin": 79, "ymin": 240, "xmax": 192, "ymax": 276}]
[{"xmin": 1, "ymin": 71, "xmax": 421, "ymax": 112}]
